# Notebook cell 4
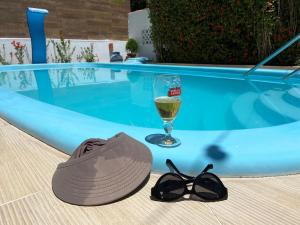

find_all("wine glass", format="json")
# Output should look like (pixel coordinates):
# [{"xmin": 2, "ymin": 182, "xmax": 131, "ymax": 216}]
[{"xmin": 152, "ymin": 75, "xmax": 182, "ymax": 147}]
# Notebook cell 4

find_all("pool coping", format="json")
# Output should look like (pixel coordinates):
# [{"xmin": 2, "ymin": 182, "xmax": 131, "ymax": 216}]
[
  {"xmin": 3, "ymin": 116, "xmax": 300, "ymax": 224},
  {"xmin": 1, "ymin": 62, "xmax": 300, "ymax": 177}
]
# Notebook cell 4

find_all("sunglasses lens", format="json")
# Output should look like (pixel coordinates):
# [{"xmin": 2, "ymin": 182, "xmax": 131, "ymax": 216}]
[
  {"xmin": 194, "ymin": 173, "xmax": 227, "ymax": 200},
  {"xmin": 156, "ymin": 174, "xmax": 185, "ymax": 201}
]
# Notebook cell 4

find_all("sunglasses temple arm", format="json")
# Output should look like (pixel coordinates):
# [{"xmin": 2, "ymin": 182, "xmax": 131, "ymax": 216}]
[
  {"xmin": 202, "ymin": 164, "xmax": 213, "ymax": 173},
  {"xmin": 166, "ymin": 159, "xmax": 194, "ymax": 179}
]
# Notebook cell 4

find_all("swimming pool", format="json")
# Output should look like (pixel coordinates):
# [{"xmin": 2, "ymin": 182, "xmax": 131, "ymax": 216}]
[{"xmin": 1, "ymin": 63, "xmax": 300, "ymax": 176}]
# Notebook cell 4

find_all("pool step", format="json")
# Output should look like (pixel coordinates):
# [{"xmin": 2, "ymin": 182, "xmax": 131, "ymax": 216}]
[
  {"xmin": 282, "ymin": 87, "xmax": 300, "ymax": 107},
  {"xmin": 255, "ymin": 90, "xmax": 300, "ymax": 123},
  {"xmin": 232, "ymin": 92, "xmax": 273, "ymax": 129}
]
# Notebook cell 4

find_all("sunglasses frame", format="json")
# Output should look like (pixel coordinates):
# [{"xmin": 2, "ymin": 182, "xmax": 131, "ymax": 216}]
[{"xmin": 151, "ymin": 160, "xmax": 228, "ymax": 201}]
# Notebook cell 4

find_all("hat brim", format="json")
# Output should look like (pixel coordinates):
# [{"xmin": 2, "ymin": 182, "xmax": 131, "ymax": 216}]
[{"xmin": 52, "ymin": 133, "xmax": 152, "ymax": 206}]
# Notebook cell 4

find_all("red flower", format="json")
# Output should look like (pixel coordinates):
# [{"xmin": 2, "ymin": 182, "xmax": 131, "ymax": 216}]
[{"xmin": 11, "ymin": 40, "xmax": 25, "ymax": 49}]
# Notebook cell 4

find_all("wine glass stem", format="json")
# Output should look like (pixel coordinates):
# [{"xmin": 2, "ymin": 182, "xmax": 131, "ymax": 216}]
[{"xmin": 163, "ymin": 121, "xmax": 173, "ymax": 144}]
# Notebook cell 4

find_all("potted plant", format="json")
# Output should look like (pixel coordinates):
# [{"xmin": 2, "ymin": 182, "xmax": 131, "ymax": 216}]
[{"xmin": 125, "ymin": 38, "xmax": 138, "ymax": 59}]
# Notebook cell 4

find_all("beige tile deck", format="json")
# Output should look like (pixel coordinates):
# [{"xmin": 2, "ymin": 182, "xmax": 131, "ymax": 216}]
[{"xmin": 0, "ymin": 118, "xmax": 300, "ymax": 225}]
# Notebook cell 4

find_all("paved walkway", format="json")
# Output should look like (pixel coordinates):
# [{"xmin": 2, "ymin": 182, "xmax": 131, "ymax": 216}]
[{"xmin": 0, "ymin": 118, "xmax": 300, "ymax": 225}]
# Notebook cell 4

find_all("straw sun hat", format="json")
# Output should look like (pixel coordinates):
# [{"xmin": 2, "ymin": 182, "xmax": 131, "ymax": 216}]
[{"xmin": 52, "ymin": 132, "xmax": 152, "ymax": 206}]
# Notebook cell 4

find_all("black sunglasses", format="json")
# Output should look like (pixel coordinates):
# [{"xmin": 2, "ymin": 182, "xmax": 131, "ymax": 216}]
[{"xmin": 151, "ymin": 159, "xmax": 228, "ymax": 201}]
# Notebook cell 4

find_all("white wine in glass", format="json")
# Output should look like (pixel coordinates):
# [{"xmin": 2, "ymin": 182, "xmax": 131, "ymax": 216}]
[{"xmin": 152, "ymin": 75, "xmax": 182, "ymax": 147}]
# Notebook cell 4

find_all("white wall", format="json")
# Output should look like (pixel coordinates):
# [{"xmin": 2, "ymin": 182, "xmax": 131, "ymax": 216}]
[
  {"xmin": 0, "ymin": 38, "xmax": 127, "ymax": 64},
  {"xmin": 128, "ymin": 9, "xmax": 156, "ymax": 61}
]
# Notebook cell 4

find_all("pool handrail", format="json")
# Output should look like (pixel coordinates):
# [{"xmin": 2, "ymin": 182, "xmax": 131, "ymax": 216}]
[
  {"xmin": 282, "ymin": 67, "xmax": 300, "ymax": 80},
  {"xmin": 244, "ymin": 33, "xmax": 300, "ymax": 77}
]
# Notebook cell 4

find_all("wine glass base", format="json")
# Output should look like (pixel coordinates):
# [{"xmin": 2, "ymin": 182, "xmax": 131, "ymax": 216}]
[
  {"xmin": 145, "ymin": 134, "xmax": 181, "ymax": 148},
  {"xmin": 158, "ymin": 137, "xmax": 181, "ymax": 148}
]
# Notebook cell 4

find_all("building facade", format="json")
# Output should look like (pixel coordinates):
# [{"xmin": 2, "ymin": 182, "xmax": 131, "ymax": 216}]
[{"xmin": 0, "ymin": 0, "xmax": 130, "ymax": 40}]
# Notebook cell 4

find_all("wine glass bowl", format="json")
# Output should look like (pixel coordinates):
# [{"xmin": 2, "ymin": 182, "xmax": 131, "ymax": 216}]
[{"xmin": 150, "ymin": 75, "xmax": 182, "ymax": 147}]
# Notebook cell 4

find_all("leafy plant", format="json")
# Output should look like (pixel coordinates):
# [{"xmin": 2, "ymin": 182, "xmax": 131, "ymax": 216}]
[
  {"xmin": 0, "ymin": 44, "xmax": 11, "ymax": 65},
  {"xmin": 77, "ymin": 44, "xmax": 97, "ymax": 62},
  {"xmin": 11, "ymin": 41, "xmax": 26, "ymax": 64},
  {"xmin": 126, "ymin": 38, "xmax": 138, "ymax": 54},
  {"xmin": 51, "ymin": 34, "xmax": 75, "ymax": 63}
]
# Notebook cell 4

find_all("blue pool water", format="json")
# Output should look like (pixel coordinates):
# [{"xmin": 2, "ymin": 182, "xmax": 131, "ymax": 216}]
[
  {"xmin": 1, "ymin": 66, "xmax": 299, "ymax": 130},
  {"xmin": 1, "ymin": 63, "xmax": 300, "ymax": 177}
]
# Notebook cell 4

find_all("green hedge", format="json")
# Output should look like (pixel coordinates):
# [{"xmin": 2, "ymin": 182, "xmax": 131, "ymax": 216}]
[{"xmin": 148, "ymin": 0, "xmax": 300, "ymax": 65}]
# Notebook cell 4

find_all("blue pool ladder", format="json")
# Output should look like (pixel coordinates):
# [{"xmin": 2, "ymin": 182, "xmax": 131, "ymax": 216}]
[
  {"xmin": 244, "ymin": 33, "xmax": 300, "ymax": 79},
  {"xmin": 26, "ymin": 7, "xmax": 48, "ymax": 64}
]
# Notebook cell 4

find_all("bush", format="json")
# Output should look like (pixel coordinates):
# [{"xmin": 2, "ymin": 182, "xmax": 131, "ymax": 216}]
[
  {"xmin": 126, "ymin": 38, "xmax": 138, "ymax": 54},
  {"xmin": 148, "ymin": 0, "xmax": 300, "ymax": 66}
]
